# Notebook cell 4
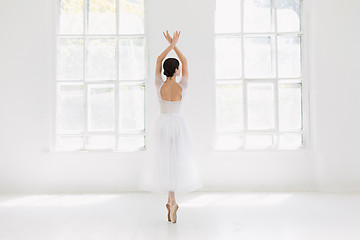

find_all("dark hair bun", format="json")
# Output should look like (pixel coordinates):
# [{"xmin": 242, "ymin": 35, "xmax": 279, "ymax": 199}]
[{"xmin": 163, "ymin": 58, "xmax": 180, "ymax": 77}]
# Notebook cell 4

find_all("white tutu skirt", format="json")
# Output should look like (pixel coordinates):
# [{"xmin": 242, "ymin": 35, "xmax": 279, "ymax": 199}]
[{"xmin": 137, "ymin": 113, "xmax": 203, "ymax": 193}]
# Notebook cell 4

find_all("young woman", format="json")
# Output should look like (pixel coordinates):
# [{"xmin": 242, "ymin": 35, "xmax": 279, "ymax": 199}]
[{"xmin": 138, "ymin": 30, "xmax": 202, "ymax": 223}]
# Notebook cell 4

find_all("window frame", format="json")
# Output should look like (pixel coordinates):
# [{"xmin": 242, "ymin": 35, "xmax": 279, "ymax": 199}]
[
  {"xmin": 51, "ymin": 0, "xmax": 147, "ymax": 152},
  {"xmin": 213, "ymin": 0, "xmax": 311, "ymax": 151}
]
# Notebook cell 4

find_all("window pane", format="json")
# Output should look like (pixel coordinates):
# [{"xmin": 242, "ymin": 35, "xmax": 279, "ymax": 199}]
[
  {"xmin": 118, "ymin": 135, "xmax": 145, "ymax": 151},
  {"xmin": 86, "ymin": 38, "xmax": 116, "ymax": 80},
  {"xmin": 119, "ymin": 84, "xmax": 145, "ymax": 131},
  {"xmin": 59, "ymin": 0, "xmax": 83, "ymax": 34},
  {"xmin": 278, "ymin": 36, "xmax": 301, "ymax": 78},
  {"xmin": 88, "ymin": 84, "xmax": 115, "ymax": 131},
  {"xmin": 88, "ymin": 0, "xmax": 116, "ymax": 34},
  {"xmin": 245, "ymin": 134, "xmax": 273, "ymax": 149},
  {"xmin": 56, "ymin": 83, "xmax": 84, "ymax": 133},
  {"xmin": 119, "ymin": 38, "xmax": 145, "ymax": 80},
  {"xmin": 244, "ymin": 0, "xmax": 274, "ymax": 32},
  {"xmin": 56, "ymin": 135, "xmax": 83, "ymax": 150},
  {"xmin": 276, "ymin": 0, "xmax": 301, "ymax": 32},
  {"xmin": 119, "ymin": 0, "xmax": 144, "ymax": 34},
  {"xmin": 216, "ymin": 83, "xmax": 243, "ymax": 131},
  {"xmin": 214, "ymin": 134, "xmax": 244, "ymax": 150},
  {"xmin": 247, "ymin": 82, "xmax": 275, "ymax": 129},
  {"xmin": 278, "ymin": 83, "xmax": 302, "ymax": 130},
  {"xmin": 244, "ymin": 36, "xmax": 274, "ymax": 78},
  {"xmin": 87, "ymin": 135, "xmax": 115, "ymax": 149},
  {"xmin": 214, "ymin": 0, "xmax": 304, "ymax": 150},
  {"xmin": 215, "ymin": 36, "xmax": 242, "ymax": 79},
  {"xmin": 278, "ymin": 132, "xmax": 302, "ymax": 148},
  {"xmin": 57, "ymin": 38, "xmax": 84, "ymax": 80},
  {"xmin": 215, "ymin": 0, "xmax": 241, "ymax": 33}
]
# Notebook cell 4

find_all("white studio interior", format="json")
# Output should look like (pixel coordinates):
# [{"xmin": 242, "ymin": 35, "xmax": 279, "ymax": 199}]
[{"xmin": 0, "ymin": 0, "xmax": 359, "ymax": 239}]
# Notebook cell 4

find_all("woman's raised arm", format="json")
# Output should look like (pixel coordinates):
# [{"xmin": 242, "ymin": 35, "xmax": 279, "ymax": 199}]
[
  {"xmin": 174, "ymin": 46, "xmax": 188, "ymax": 79},
  {"xmin": 155, "ymin": 31, "xmax": 179, "ymax": 87},
  {"xmin": 157, "ymin": 43, "xmax": 175, "ymax": 63},
  {"xmin": 162, "ymin": 30, "xmax": 189, "ymax": 88},
  {"xmin": 157, "ymin": 30, "xmax": 179, "ymax": 63},
  {"xmin": 155, "ymin": 43, "xmax": 175, "ymax": 85}
]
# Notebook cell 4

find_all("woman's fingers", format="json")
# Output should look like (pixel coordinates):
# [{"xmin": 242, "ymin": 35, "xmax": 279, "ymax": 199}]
[
  {"xmin": 162, "ymin": 30, "xmax": 174, "ymax": 44},
  {"xmin": 163, "ymin": 32, "xmax": 169, "ymax": 42},
  {"xmin": 162, "ymin": 30, "xmax": 181, "ymax": 43},
  {"xmin": 174, "ymin": 30, "xmax": 180, "ymax": 38}
]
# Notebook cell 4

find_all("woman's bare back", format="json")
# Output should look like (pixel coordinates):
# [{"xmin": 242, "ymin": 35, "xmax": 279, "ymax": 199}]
[{"xmin": 160, "ymin": 81, "xmax": 183, "ymax": 101}]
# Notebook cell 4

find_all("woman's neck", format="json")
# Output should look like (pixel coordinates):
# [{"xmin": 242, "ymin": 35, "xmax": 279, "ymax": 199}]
[{"xmin": 166, "ymin": 76, "xmax": 176, "ymax": 81}]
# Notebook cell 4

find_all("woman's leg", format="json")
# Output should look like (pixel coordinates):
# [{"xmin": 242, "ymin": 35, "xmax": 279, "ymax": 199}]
[
  {"xmin": 168, "ymin": 191, "xmax": 176, "ymax": 204},
  {"xmin": 167, "ymin": 190, "xmax": 179, "ymax": 223}
]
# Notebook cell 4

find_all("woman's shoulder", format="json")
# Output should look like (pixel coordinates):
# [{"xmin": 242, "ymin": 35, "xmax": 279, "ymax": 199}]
[
  {"xmin": 179, "ymin": 75, "xmax": 188, "ymax": 89},
  {"xmin": 155, "ymin": 74, "xmax": 164, "ymax": 82},
  {"xmin": 155, "ymin": 75, "xmax": 164, "ymax": 90}
]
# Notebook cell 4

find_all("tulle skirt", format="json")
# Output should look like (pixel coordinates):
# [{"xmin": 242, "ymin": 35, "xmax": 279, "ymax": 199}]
[{"xmin": 137, "ymin": 113, "xmax": 203, "ymax": 193}]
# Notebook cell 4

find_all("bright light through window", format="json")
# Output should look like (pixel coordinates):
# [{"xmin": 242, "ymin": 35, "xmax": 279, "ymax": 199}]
[
  {"xmin": 214, "ymin": 0, "xmax": 306, "ymax": 150},
  {"xmin": 54, "ymin": 0, "xmax": 145, "ymax": 152}
]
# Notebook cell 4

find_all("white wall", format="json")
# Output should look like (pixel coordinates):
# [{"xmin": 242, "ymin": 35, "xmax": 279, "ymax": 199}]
[
  {"xmin": 0, "ymin": 0, "xmax": 358, "ymax": 194},
  {"xmin": 309, "ymin": 0, "xmax": 360, "ymax": 191}
]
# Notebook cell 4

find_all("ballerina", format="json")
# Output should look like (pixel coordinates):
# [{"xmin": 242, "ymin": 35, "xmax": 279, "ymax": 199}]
[{"xmin": 137, "ymin": 30, "xmax": 202, "ymax": 223}]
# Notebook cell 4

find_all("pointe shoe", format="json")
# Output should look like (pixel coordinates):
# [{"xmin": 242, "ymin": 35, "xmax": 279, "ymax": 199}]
[
  {"xmin": 170, "ymin": 203, "xmax": 179, "ymax": 223},
  {"xmin": 166, "ymin": 203, "xmax": 171, "ymax": 221}
]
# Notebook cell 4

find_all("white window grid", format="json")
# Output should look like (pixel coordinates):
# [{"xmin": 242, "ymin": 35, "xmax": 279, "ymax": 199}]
[
  {"xmin": 51, "ymin": 0, "xmax": 147, "ymax": 152},
  {"xmin": 213, "ymin": 0, "xmax": 311, "ymax": 151}
]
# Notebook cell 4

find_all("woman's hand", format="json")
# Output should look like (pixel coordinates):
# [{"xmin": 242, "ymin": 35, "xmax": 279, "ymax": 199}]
[
  {"xmin": 172, "ymin": 30, "xmax": 180, "ymax": 46},
  {"xmin": 163, "ymin": 30, "xmax": 181, "ymax": 46},
  {"xmin": 163, "ymin": 30, "xmax": 172, "ymax": 44}
]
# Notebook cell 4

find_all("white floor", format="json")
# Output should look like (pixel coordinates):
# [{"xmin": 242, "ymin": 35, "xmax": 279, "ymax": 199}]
[{"xmin": 0, "ymin": 192, "xmax": 359, "ymax": 240}]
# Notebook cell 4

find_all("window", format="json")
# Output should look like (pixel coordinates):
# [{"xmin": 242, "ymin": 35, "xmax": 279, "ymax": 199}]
[
  {"xmin": 214, "ymin": 0, "xmax": 307, "ymax": 150},
  {"xmin": 53, "ymin": 0, "xmax": 145, "ymax": 151}
]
